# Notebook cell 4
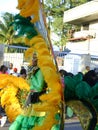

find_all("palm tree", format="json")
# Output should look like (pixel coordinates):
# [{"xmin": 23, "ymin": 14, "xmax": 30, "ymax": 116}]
[{"xmin": 0, "ymin": 12, "xmax": 25, "ymax": 45}]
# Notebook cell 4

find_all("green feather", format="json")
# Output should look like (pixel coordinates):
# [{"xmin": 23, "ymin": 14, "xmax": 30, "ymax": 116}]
[
  {"xmin": 64, "ymin": 73, "xmax": 83, "ymax": 100},
  {"xmin": 75, "ymin": 81, "xmax": 91, "ymax": 99},
  {"xmin": 11, "ymin": 14, "xmax": 38, "ymax": 39}
]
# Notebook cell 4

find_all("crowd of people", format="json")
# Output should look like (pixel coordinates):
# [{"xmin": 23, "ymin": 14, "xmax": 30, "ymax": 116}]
[
  {"xmin": 0, "ymin": 63, "xmax": 27, "ymax": 78},
  {"xmin": 0, "ymin": 63, "xmax": 27, "ymax": 127},
  {"xmin": 59, "ymin": 65, "xmax": 98, "ymax": 88},
  {"xmin": 0, "ymin": 61, "xmax": 98, "ymax": 128}
]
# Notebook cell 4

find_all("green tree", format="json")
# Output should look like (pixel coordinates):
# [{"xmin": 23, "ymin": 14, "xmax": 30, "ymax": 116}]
[
  {"xmin": 0, "ymin": 12, "xmax": 25, "ymax": 45},
  {"xmin": 43, "ymin": 0, "xmax": 90, "ymax": 50},
  {"xmin": 65, "ymin": 0, "xmax": 88, "ymax": 8}
]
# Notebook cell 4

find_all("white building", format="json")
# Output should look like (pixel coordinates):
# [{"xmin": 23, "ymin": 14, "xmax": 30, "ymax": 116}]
[{"xmin": 63, "ymin": 0, "xmax": 98, "ymax": 74}]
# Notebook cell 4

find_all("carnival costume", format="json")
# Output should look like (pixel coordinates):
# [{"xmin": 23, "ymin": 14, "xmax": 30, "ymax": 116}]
[
  {"xmin": 0, "ymin": 1, "xmax": 63, "ymax": 130},
  {"xmin": 9, "ymin": 65, "xmax": 59, "ymax": 130},
  {"xmin": 1, "ymin": 0, "xmax": 98, "ymax": 130}
]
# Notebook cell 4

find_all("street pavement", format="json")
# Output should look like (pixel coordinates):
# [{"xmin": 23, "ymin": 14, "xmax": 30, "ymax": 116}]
[
  {"xmin": 1, "ymin": 123, "xmax": 83, "ymax": 130},
  {"xmin": 0, "ymin": 123, "xmax": 10, "ymax": 130},
  {"xmin": 0, "ymin": 117, "xmax": 83, "ymax": 130},
  {"xmin": 65, "ymin": 117, "xmax": 83, "ymax": 130},
  {"xmin": 65, "ymin": 122, "xmax": 82, "ymax": 130}
]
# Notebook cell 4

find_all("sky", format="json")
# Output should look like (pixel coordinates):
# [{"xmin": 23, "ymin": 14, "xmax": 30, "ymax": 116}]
[{"xmin": 0, "ymin": 0, "xmax": 19, "ymax": 15}]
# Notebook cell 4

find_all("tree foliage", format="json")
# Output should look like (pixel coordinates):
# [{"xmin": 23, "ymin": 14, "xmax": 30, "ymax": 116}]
[
  {"xmin": 43, "ymin": 0, "xmax": 92, "ymax": 49},
  {"xmin": 0, "ymin": 12, "xmax": 25, "ymax": 45}
]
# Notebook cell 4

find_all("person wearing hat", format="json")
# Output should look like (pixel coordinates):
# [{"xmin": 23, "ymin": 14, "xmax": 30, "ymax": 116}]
[
  {"xmin": 13, "ymin": 68, "xmax": 19, "ymax": 77},
  {"xmin": 26, "ymin": 52, "xmax": 47, "ymax": 104}
]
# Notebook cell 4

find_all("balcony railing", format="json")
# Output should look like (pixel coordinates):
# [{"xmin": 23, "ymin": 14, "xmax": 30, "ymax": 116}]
[{"xmin": 68, "ymin": 30, "xmax": 96, "ymax": 42}]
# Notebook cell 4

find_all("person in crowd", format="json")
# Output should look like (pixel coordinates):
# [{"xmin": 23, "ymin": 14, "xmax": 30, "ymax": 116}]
[
  {"xmin": 8, "ymin": 63, "xmax": 13, "ymax": 75},
  {"xmin": 59, "ymin": 69, "xmax": 67, "ymax": 88},
  {"xmin": 25, "ymin": 52, "xmax": 47, "ymax": 105},
  {"xmin": 0, "ymin": 65, "xmax": 7, "ymax": 127},
  {"xmin": 19, "ymin": 68, "xmax": 27, "ymax": 79},
  {"xmin": 0, "ymin": 65, "xmax": 8, "ymax": 74},
  {"xmin": 94, "ymin": 68, "xmax": 98, "ymax": 78},
  {"xmin": 21, "ymin": 66, "xmax": 25, "ymax": 70},
  {"xmin": 59, "ymin": 69, "xmax": 68, "ymax": 78},
  {"xmin": 13, "ymin": 68, "xmax": 19, "ymax": 77},
  {"xmin": 83, "ymin": 69, "xmax": 98, "ymax": 87},
  {"xmin": 83, "ymin": 65, "xmax": 90, "ymax": 75}
]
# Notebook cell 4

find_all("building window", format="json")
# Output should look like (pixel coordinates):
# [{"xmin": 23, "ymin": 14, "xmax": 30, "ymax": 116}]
[{"xmin": 82, "ymin": 24, "xmax": 89, "ymax": 30}]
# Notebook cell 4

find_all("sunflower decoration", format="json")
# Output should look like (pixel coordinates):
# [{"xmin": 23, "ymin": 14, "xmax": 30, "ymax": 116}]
[{"xmin": 0, "ymin": 74, "xmax": 30, "ymax": 122}]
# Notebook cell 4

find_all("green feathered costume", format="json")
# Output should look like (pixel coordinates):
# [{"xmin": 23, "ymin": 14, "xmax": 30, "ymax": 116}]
[
  {"xmin": 64, "ymin": 72, "xmax": 98, "ymax": 130},
  {"xmin": 9, "ymin": 14, "xmax": 60, "ymax": 130}
]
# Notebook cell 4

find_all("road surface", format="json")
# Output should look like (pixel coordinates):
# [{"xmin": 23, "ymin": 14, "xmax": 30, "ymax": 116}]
[
  {"xmin": 1, "ymin": 121, "xmax": 83, "ymax": 130},
  {"xmin": 65, "ymin": 122, "xmax": 82, "ymax": 130}
]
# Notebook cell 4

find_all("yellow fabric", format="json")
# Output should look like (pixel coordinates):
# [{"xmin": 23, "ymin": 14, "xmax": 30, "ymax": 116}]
[
  {"xmin": 24, "ymin": 35, "xmax": 62, "ymax": 130},
  {"xmin": 23, "ymin": 105, "xmax": 46, "ymax": 117},
  {"xmin": 0, "ymin": 74, "xmax": 30, "ymax": 122},
  {"xmin": 17, "ymin": 0, "xmax": 40, "ymax": 23}
]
